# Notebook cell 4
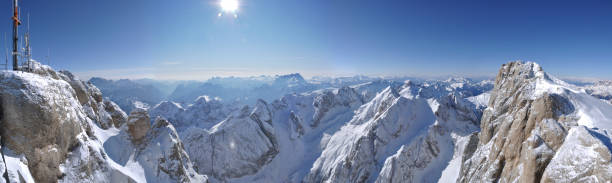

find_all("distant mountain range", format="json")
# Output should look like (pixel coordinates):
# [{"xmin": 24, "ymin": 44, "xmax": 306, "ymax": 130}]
[
  {"xmin": 0, "ymin": 61, "xmax": 603, "ymax": 182},
  {"xmin": 89, "ymin": 73, "xmax": 495, "ymax": 113}
]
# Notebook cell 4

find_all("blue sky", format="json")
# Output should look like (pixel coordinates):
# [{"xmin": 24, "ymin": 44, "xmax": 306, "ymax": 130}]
[{"xmin": 1, "ymin": 0, "xmax": 611, "ymax": 80}]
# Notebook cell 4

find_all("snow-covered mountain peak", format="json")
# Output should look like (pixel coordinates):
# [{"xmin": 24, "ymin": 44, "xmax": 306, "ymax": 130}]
[
  {"xmin": 153, "ymin": 100, "xmax": 184, "ymax": 111},
  {"xmin": 191, "ymin": 95, "xmax": 222, "ymax": 106},
  {"xmin": 494, "ymin": 61, "xmax": 576, "ymax": 99},
  {"xmin": 352, "ymin": 86, "xmax": 400, "ymax": 124},
  {"xmin": 274, "ymin": 73, "xmax": 307, "ymax": 86},
  {"xmin": 459, "ymin": 61, "xmax": 612, "ymax": 182},
  {"xmin": 491, "ymin": 61, "xmax": 612, "ymax": 129},
  {"xmin": 276, "ymin": 73, "xmax": 305, "ymax": 81},
  {"xmin": 251, "ymin": 99, "xmax": 273, "ymax": 123}
]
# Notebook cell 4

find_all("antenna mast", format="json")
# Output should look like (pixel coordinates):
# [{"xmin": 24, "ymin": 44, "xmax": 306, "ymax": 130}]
[
  {"xmin": 24, "ymin": 13, "xmax": 31, "ymax": 71},
  {"xmin": 4, "ymin": 33, "xmax": 8, "ymax": 70},
  {"xmin": 11, "ymin": 0, "xmax": 21, "ymax": 71}
]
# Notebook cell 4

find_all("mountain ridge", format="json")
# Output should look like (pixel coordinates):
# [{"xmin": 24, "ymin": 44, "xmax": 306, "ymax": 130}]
[{"xmin": 0, "ymin": 61, "xmax": 610, "ymax": 182}]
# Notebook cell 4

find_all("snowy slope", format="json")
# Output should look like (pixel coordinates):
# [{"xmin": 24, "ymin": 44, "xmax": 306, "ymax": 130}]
[
  {"xmin": 582, "ymin": 80, "xmax": 612, "ymax": 103},
  {"xmin": 181, "ymin": 100, "xmax": 278, "ymax": 181},
  {"xmin": 305, "ymin": 84, "xmax": 483, "ymax": 183},
  {"xmin": 527, "ymin": 62, "xmax": 612, "ymax": 129},
  {"xmin": 174, "ymin": 86, "xmax": 368, "ymax": 182}
]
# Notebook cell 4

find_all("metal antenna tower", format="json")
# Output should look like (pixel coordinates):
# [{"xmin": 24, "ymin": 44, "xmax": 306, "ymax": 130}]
[
  {"xmin": 11, "ymin": 0, "xmax": 21, "ymax": 71},
  {"xmin": 24, "ymin": 13, "xmax": 31, "ymax": 72},
  {"xmin": 3, "ymin": 33, "xmax": 8, "ymax": 70},
  {"xmin": 46, "ymin": 48, "xmax": 50, "ymax": 66}
]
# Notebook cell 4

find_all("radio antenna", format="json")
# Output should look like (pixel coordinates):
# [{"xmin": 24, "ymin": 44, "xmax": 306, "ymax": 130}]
[{"xmin": 11, "ymin": 0, "xmax": 21, "ymax": 71}]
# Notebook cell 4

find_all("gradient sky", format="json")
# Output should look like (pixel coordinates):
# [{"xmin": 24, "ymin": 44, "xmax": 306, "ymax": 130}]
[{"xmin": 1, "ymin": 0, "xmax": 611, "ymax": 80}]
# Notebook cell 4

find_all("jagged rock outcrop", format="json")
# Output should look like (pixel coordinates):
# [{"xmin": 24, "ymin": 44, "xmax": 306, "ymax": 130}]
[
  {"xmin": 103, "ymin": 99, "xmax": 128, "ymax": 128},
  {"xmin": 101, "ymin": 113, "xmax": 208, "ymax": 183},
  {"xmin": 127, "ymin": 107, "xmax": 151, "ymax": 143},
  {"xmin": 0, "ymin": 69, "xmax": 86, "ymax": 182},
  {"xmin": 181, "ymin": 100, "xmax": 278, "ymax": 181},
  {"xmin": 59, "ymin": 131, "xmax": 137, "ymax": 183},
  {"xmin": 289, "ymin": 111, "xmax": 305, "ymax": 139},
  {"xmin": 136, "ymin": 117, "xmax": 208, "ymax": 182},
  {"xmin": 458, "ymin": 61, "xmax": 612, "ymax": 183},
  {"xmin": 459, "ymin": 62, "xmax": 574, "ymax": 182},
  {"xmin": 311, "ymin": 86, "xmax": 364, "ymax": 127},
  {"xmin": 540, "ymin": 126, "xmax": 612, "ymax": 182},
  {"xmin": 376, "ymin": 126, "xmax": 448, "ymax": 183},
  {"xmin": 0, "ymin": 62, "xmax": 137, "ymax": 182},
  {"xmin": 60, "ymin": 70, "xmax": 126, "ymax": 130}
]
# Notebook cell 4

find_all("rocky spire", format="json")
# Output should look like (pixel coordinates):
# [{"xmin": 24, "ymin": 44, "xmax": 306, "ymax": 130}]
[{"xmin": 458, "ymin": 61, "xmax": 612, "ymax": 182}]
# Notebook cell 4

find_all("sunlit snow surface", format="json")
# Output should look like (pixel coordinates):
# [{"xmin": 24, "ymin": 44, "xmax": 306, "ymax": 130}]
[{"xmin": 528, "ymin": 63, "xmax": 612, "ymax": 129}]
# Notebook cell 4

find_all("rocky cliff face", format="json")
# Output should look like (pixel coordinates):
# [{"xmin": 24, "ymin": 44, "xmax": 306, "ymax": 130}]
[
  {"xmin": 135, "ymin": 117, "xmax": 208, "ymax": 182},
  {"xmin": 0, "ymin": 62, "xmax": 121, "ymax": 182},
  {"xmin": 127, "ymin": 108, "xmax": 151, "ymax": 143},
  {"xmin": 0, "ymin": 61, "xmax": 207, "ymax": 183},
  {"xmin": 458, "ymin": 61, "xmax": 612, "ymax": 183}
]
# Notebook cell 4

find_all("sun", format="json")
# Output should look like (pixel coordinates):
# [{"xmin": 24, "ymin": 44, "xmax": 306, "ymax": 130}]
[{"xmin": 220, "ymin": 0, "xmax": 239, "ymax": 12}]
